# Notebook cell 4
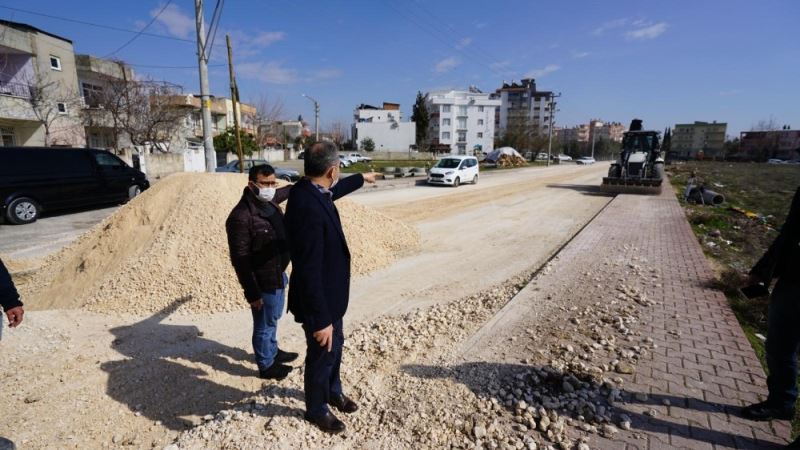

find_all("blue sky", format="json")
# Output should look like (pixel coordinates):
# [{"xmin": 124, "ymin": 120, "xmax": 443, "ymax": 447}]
[{"xmin": 3, "ymin": 0, "xmax": 799, "ymax": 136}]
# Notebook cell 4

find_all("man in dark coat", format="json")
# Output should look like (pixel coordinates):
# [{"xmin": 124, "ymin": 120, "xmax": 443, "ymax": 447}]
[
  {"xmin": 0, "ymin": 258, "xmax": 24, "ymax": 339},
  {"xmin": 285, "ymin": 142, "xmax": 377, "ymax": 433},
  {"xmin": 742, "ymin": 186, "xmax": 800, "ymax": 448},
  {"xmin": 226, "ymin": 164, "xmax": 299, "ymax": 380}
]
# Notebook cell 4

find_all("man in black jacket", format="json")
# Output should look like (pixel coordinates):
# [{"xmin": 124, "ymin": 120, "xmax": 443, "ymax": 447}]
[
  {"xmin": 285, "ymin": 142, "xmax": 377, "ymax": 433},
  {"xmin": 1, "ymin": 258, "xmax": 24, "ymax": 338},
  {"xmin": 226, "ymin": 164, "xmax": 299, "ymax": 380},
  {"xmin": 742, "ymin": 186, "xmax": 800, "ymax": 442}
]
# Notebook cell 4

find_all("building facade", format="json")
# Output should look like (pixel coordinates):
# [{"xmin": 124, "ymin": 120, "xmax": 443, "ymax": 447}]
[
  {"xmin": 352, "ymin": 102, "xmax": 415, "ymax": 152},
  {"xmin": 0, "ymin": 20, "xmax": 85, "ymax": 147},
  {"xmin": 739, "ymin": 129, "xmax": 800, "ymax": 161},
  {"xmin": 493, "ymin": 79, "xmax": 553, "ymax": 133},
  {"xmin": 166, "ymin": 94, "xmax": 228, "ymax": 151},
  {"xmin": 559, "ymin": 120, "xmax": 625, "ymax": 145},
  {"xmin": 426, "ymin": 89, "xmax": 501, "ymax": 155},
  {"xmin": 76, "ymin": 54, "xmax": 135, "ymax": 149},
  {"xmin": 672, "ymin": 121, "xmax": 727, "ymax": 158}
]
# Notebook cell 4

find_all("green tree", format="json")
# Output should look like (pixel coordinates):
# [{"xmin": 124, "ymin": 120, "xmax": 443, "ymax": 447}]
[
  {"xmin": 214, "ymin": 127, "xmax": 259, "ymax": 156},
  {"xmin": 361, "ymin": 137, "xmax": 375, "ymax": 152},
  {"xmin": 411, "ymin": 91, "xmax": 430, "ymax": 151}
]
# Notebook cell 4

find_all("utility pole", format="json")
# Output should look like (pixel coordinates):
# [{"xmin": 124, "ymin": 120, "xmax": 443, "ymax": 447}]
[
  {"xmin": 194, "ymin": 0, "xmax": 216, "ymax": 172},
  {"xmin": 226, "ymin": 35, "xmax": 244, "ymax": 173},
  {"xmin": 303, "ymin": 94, "xmax": 320, "ymax": 142},
  {"xmin": 590, "ymin": 120, "xmax": 604, "ymax": 159},
  {"xmin": 546, "ymin": 92, "xmax": 561, "ymax": 167}
]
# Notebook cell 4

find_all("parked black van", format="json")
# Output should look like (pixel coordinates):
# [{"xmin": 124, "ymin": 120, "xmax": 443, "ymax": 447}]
[{"xmin": 0, "ymin": 147, "xmax": 149, "ymax": 225}]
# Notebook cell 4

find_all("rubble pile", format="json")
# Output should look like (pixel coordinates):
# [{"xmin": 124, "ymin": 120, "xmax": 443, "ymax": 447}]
[
  {"xmin": 497, "ymin": 154, "xmax": 528, "ymax": 168},
  {"xmin": 173, "ymin": 256, "xmax": 662, "ymax": 449}
]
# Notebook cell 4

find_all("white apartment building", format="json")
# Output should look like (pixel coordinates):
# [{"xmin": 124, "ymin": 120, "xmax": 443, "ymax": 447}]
[
  {"xmin": 494, "ymin": 79, "xmax": 553, "ymax": 133},
  {"xmin": 352, "ymin": 102, "xmax": 415, "ymax": 152},
  {"xmin": 426, "ymin": 88, "xmax": 500, "ymax": 155}
]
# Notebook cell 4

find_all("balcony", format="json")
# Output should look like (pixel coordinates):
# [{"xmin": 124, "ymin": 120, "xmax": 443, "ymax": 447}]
[{"xmin": 0, "ymin": 80, "xmax": 32, "ymax": 99}]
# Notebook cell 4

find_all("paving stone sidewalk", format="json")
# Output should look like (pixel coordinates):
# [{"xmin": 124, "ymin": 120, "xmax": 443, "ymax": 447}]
[{"xmin": 576, "ymin": 188, "xmax": 789, "ymax": 449}]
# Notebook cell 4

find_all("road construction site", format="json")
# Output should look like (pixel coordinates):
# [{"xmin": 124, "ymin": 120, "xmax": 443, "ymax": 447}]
[{"xmin": 0, "ymin": 163, "xmax": 788, "ymax": 449}]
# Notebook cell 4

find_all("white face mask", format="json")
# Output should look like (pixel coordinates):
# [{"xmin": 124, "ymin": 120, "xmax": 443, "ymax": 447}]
[
  {"xmin": 257, "ymin": 187, "xmax": 276, "ymax": 202},
  {"xmin": 329, "ymin": 167, "xmax": 340, "ymax": 189}
]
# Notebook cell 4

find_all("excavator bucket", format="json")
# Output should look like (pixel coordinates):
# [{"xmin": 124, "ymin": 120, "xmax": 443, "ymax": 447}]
[{"xmin": 600, "ymin": 177, "xmax": 663, "ymax": 195}]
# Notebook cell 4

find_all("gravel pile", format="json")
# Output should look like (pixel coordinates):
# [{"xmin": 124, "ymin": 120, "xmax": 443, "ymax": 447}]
[
  {"xmin": 172, "ymin": 254, "xmax": 661, "ymax": 450},
  {"xmin": 19, "ymin": 173, "xmax": 419, "ymax": 314}
]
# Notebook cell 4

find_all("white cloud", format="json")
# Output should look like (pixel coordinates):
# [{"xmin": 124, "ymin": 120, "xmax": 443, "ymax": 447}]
[
  {"xmin": 249, "ymin": 31, "xmax": 287, "ymax": 47},
  {"xmin": 525, "ymin": 64, "xmax": 560, "ymax": 78},
  {"xmin": 237, "ymin": 61, "xmax": 298, "ymax": 84},
  {"xmin": 490, "ymin": 60, "xmax": 511, "ymax": 70},
  {"xmin": 571, "ymin": 51, "xmax": 590, "ymax": 59},
  {"xmin": 224, "ymin": 30, "xmax": 288, "ymax": 59},
  {"xmin": 307, "ymin": 68, "xmax": 343, "ymax": 82},
  {"xmin": 456, "ymin": 37, "xmax": 473, "ymax": 50},
  {"xmin": 592, "ymin": 18, "xmax": 629, "ymax": 36},
  {"xmin": 625, "ymin": 22, "xmax": 668, "ymax": 40},
  {"xmin": 475, "ymin": 22, "xmax": 487, "ymax": 29},
  {"xmin": 433, "ymin": 57, "xmax": 461, "ymax": 74},
  {"xmin": 153, "ymin": 4, "xmax": 195, "ymax": 39}
]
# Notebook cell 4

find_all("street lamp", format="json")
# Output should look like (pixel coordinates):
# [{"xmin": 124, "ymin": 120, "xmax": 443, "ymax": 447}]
[
  {"xmin": 302, "ymin": 94, "xmax": 320, "ymax": 142},
  {"xmin": 590, "ymin": 120, "xmax": 604, "ymax": 159}
]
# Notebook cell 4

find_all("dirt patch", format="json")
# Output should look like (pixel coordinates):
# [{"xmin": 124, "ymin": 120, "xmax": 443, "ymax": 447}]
[{"xmin": 17, "ymin": 173, "xmax": 419, "ymax": 314}]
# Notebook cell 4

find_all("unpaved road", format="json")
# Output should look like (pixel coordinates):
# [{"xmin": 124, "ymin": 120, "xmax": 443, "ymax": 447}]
[{"xmin": 0, "ymin": 164, "xmax": 610, "ymax": 449}]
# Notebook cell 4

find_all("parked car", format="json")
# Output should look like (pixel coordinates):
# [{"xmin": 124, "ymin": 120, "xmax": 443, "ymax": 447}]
[
  {"xmin": 575, "ymin": 156, "xmax": 596, "ymax": 165},
  {"xmin": 536, "ymin": 152, "xmax": 550, "ymax": 161},
  {"xmin": 767, "ymin": 158, "xmax": 785, "ymax": 164},
  {"xmin": 552, "ymin": 154, "xmax": 572, "ymax": 162},
  {"xmin": 297, "ymin": 151, "xmax": 305, "ymax": 160},
  {"xmin": 0, "ymin": 147, "xmax": 150, "ymax": 225},
  {"xmin": 215, "ymin": 159, "xmax": 300, "ymax": 181},
  {"xmin": 427, "ymin": 155, "xmax": 479, "ymax": 187},
  {"xmin": 338, "ymin": 155, "xmax": 357, "ymax": 168},
  {"xmin": 347, "ymin": 152, "xmax": 372, "ymax": 163}
]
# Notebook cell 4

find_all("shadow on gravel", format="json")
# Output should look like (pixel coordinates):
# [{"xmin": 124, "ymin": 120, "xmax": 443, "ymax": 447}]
[
  {"xmin": 546, "ymin": 184, "xmax": 616, "ymax": 197},
  {"xmin": 102, "ymin": 296, "xmax": 303, "ymax": 430},
  {"xmin": 402, "ymin": 362, "xmax": 784, "ymax": 449}
]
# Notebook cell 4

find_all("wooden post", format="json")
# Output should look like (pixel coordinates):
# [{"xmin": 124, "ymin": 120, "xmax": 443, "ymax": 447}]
[{"xmin": 226, "ymin": 34, "xmax": 244, "ymax": 172}]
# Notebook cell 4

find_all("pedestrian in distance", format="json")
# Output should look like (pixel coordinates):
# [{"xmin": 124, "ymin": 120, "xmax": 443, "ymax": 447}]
[
  {"xmin": 284, "ymin": 141, "xmax": 378, "ymax": 433},
  {"xmin": 0, "ymin": 258, "xmax": 24, "ymax": 340},
  {"xmin": 741, "ymin": 186, "xmax": 800, "ymax": 449},
  {"xmin": 225, "ymin": 164, "xmax": 299, "ymax": 380}
]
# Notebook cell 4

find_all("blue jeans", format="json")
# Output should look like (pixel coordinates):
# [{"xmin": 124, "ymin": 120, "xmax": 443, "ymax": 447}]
[
  {"xmin": 766, "ymin": 278, "xmax": 800, "ymax": 411},
  {"xmin": 302, "ymin": 318, "xmax": 344, "ymax": 418},
  {"xmin": 251, "ymin": 273, "xmax": 287, "ymax": 370}
]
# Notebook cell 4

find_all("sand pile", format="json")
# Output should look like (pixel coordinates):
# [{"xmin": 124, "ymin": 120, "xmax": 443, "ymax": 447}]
[{"xmin": 19, "ymin": 173, "xmax": 419, "ymax": 315}]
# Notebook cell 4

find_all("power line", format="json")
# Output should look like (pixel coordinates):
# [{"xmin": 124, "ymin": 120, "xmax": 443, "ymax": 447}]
[
  {"xmin": 104, "ymin": 0, "xmax": 174, "ymax": 57},
  {"xmin": 203, "ymin": 0, "xmax": 225, "ymax": 61},
  {"xmin": 0, "ymin": 4, "xmax": 194, "ymax": 43},
  {"xmin": 127, "ymin": 62, "xmax": 225, "ymax": 69}
]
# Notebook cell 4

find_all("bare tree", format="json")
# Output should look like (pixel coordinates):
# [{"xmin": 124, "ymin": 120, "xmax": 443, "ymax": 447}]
[
  {"xmin": 25, "ymin": 72, "xmax": 83, "ymax": 146},
  {"xmin": 250, "ymin": 93, "xmax": 285, "ymax": 147},
  {"xmin": 121, "ymin": 80, "xmax": 186, "ymax": 152},
  {"xmin": 327, "ymin": 120, "xmax": 349, "ymax": 147},
  {"xmin": 752, "ymin": 116, "xmax": 780, "ymax": 132}
]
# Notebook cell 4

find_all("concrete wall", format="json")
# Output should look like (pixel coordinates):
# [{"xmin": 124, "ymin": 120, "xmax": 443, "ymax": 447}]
[
  {"xmin": 354, "ymin": 121, "xmax": 416, "ymax": 152},
  {"xmin": 225, "ymin": 149, "xmax": 286, "ymax": 164},
  {"xmin": 361, "ymin": 151, "xmax": 436, "ymax": 160}
]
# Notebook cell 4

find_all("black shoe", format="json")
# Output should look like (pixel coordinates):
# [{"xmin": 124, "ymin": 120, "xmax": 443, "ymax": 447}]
[
  {"xmin": 258, "ymin": 362, "xmax": 292, "ymax": 380},
  {"xmin": 741, "ymin": 401, "xmax": 794, "ymax": 421},
  {"xmin": 275, "ymin": 348, "xmax": 299, "ymax": 363},
  {"xmin": 329, "ymin": 394, "xmax": 359, "ymax": 414},
  {"xmin": 305, "ymin": 411, "xmax": 346, "ymax": 434},
  {"xmin": 788, "ymin": 437, "xmax": 800, "ymax": 448}
]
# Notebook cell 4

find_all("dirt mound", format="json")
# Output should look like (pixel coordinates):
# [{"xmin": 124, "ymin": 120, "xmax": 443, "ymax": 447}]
[
  {"xmin": 1, "ymin": 256, "xmax": 38, "ymax": 274},
  {"xmin": 19, "ymin": 173, "xmax": 419, "ymax": 314}
]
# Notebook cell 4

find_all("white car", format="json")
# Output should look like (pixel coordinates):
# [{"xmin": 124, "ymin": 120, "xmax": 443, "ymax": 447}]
[
  {"xmin": 553, "ymin": 154, "xmax": 572, "ymax": 162},
  {"xmin": 338, "ymin": 155, "xmax": 356, "ymax": 167},
  {"xmin": 576, "ymin": 156, "xmax": 596, "ymax": 165},
  {"xmin": 347, "ymin": 152, "xmax": 372, "ymax": 163},
  {"xmin": 767, "ymin": 158, "xmax": 785, "ymax": 164},
  {"xmin": 427, "ymin": 155, "xmax": 479, "ymax": 187}
]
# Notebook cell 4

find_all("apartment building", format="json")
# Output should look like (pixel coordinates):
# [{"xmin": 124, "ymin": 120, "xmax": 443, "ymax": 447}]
[
  {"xmin": 0, "ymin": 19, "xmax": 85, "ymax": 147},
  {"xmin": 224, "ymin": 98, "xmax": 257, "ymax": 135},
  {"xmin": 75, "ymin": 54, "xmax": 135, "ymax": 149},
  {"xmin": 166, "ymin": 94, "xmax": 229, "ymax": 150},
  {"xmin": 672, "ymin": 121, "xmax": 727, "ymax": 158},
  {"xmin": 352, "ymin": 102, "xmax": 415, "ymax": 152},
  {"xmin": 739, "ymin": 129, "xmax": 800, "ymax": 161},
  {"xmin": 493, "ymin": 78, "xmax": 554, "ymax": 133},
  {"xmin": 426, "ymin": 88, "xmax": 501, "ymax": 155}
]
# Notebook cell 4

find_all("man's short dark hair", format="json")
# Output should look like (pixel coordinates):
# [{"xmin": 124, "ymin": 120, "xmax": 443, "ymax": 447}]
[
  {"xmin": 249, "ymin": 163, "xmax": 275, "ymax": 181},
  {"xmin": 304, "ymin": 142, "xmax": 340, "ymax": 177}
]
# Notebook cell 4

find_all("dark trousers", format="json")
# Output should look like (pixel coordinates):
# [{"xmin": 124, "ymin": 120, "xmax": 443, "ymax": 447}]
[
  {"xmin": 302, "ymin": 319, "xmax": 344, "ymax": 418},
  {"xmin": 251, "ymin": 274, "xmax": 288, "ymax": 370},
  {"xmin": 766, "ymin": 278, "xmax": 800, "ymax": 411}
]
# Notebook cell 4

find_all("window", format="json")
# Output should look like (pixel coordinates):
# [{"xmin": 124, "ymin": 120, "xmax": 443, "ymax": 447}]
[
  {"xmin": 94, "ymin": 152, "xmax": 124, "ymax": 167},
  {"xmin": 457, "ymin": 131, "xmax": 466, "ymax": 142},
  {"xmin": 50, "ymin": 56, "xmax": 62, "ymax": 71},
  {"xmin": 0, "ymin": 127, "xmax": 15, "ymax": 147},
  {"xmin": 478, "ymin": 106, "xmax": 484, "ymax": 112},
  {"xmin": 57, "ymin": 102, "xmax": 67, "ymax": 114},
  {"xmin": 442, "ymin": 132, "xmax": 451, "ymax": 140},
  {"xmin": 443, "ymin": 118, "xmax": 451, "ymax": 126},
  {"xmin": 457, "ymin": 118, "xmax": 467, "ymax": 129},
  {"xmin": 458, "ymin": 106, "xmax": 468, "ymax": 115},
  {"xmin": 82, "ymin": 83, "xmax": 103, "ymax": 108},
  {"xmin": 478, "ymin": 119, "xmax": 484, "ymax": 126},
  {"xmin": 442, "ymin": 105, "xmax": 451, "ymax": 113},
  {"xmin": 477, "ymin": 132, "xmax": 484, "ymax": 138}
]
